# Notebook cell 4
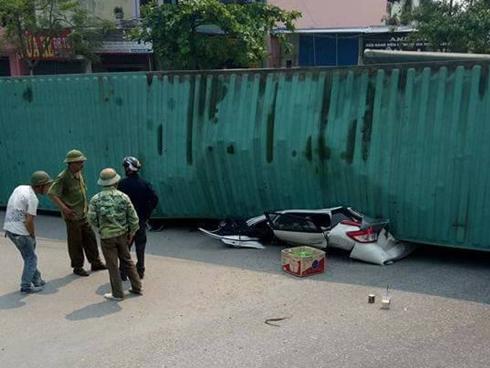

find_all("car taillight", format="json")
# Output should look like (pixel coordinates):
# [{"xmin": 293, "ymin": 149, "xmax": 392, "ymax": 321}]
[
  {"xmin": 346, "ymin": 227, "xmax": 378, "ymax": 243},
  {"xmin": 341, "ymin": 220, "xmax": 361, "ymax": 227}
]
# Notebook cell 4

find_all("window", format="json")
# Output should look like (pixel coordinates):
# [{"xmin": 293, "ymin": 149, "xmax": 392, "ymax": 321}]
[{"xmin": 270, "ymin": 213, "xmax": 325, "ymax": 233}]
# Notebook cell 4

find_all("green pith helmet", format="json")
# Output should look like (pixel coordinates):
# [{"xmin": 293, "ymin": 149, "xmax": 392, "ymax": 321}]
[
  {"xmin": 97, "ymin": 168, "xmax": 121, "ymax": 187},
  {"xmin": 64, "ymin": 149, "xmax": 87, "ymax": 163},
  {"xmin": 31, "ymin": 171, "xmax": 53, "ymax": 187}
]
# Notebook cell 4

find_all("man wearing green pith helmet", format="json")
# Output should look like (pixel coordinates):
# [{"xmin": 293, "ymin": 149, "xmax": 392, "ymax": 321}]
[
  {"xmin": 88, "ymin": 168, "xmax": 142, "ymax": 301},
  {"xmin": 48, "ymin": 149, "xmax": 106, "ymax": 276},
  {"xmin": 3, "ymin": 171, "xmax": 53, "ymax": 293}
]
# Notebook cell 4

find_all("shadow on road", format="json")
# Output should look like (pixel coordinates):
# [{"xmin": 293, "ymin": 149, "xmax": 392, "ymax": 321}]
[
  {"xmin": 65, "ymin": 283, "xmax": 137, "ymax": 321},
  {"xmin": 41, "ymin": 274, "xmax": 79, "ymax": 295},
  {"xmin": 65, "ymin": 301, "xmax": 122, "ymax": 321},
  {"xmin": 0, "ymin": 273, "xmax": 79, "ymax": 309},
  {"xmin": 95, "ymin": 283, "xmax": 111, "ymax": 296},
  {"xmin": 0, "ymin": 291, "xmax": 28, "ymax": 310},
  {"xmin": 144, "ymin": 226, "xmax": 490, "ymax": 305}
]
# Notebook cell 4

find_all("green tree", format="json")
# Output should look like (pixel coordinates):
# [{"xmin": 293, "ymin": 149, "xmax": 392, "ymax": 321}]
[
  {"xmin": 133, "ymin": 0, "xmax": 301, "ymax": 70},
  {"xmin": 406, "ymin": 0, "xmax": 490, "ymax": 53},
  {"xmin": 0, "ymin": 0, "xmax": 112, "ymax": 74}
]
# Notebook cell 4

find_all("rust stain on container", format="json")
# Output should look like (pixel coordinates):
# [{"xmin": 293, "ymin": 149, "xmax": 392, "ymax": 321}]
[
  {"xmin": 258, "ymin": 73, "xmax": 267, "ymax": 97},
  {"xmin": 479, "ymin": 66, "xmax": 488, "ymax": 98},
  {"xmin": 342, "ymin": 119, "xmax": 358, "ymax": 164},
  {"xmin": 22, "ymin": 87, "xmax": 33, "ymax": 103},
  {"xmin": 198, "ymin": 76, "xmax": 208, "ymax": 118},
  {"xmin": 362, "ymin": 81, "xmax": 375, "ymax": 161},
  {"xmin": 186, "ymin": 76, "xmax": 196, "ymax": 165},
  {"xmin": 318, "ymin": 135, "xmax": 331, "ymax": 162},
  {"xmin": 157, "ymin": 124, "xmax": 163, "ymax": 156},
  {"xmin": 208, "ymin": 76, "xmax": 227, "ymax": 122},
  {"xmin": 305, "ymin": 136, "xmax": 313, "ymax": 162},
  {"xmin": 266, "ymin": 82, "xmax": 278, "ymax": 163},
  {"xmin": 146, "ymin": 73, "xmax": 153, "ymax": 86}
]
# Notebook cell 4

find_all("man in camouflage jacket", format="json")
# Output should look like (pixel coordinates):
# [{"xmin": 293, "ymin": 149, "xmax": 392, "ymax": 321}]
[{"xmin": 88, "ymin": 168, "xmax": 142, "ymax": 301}]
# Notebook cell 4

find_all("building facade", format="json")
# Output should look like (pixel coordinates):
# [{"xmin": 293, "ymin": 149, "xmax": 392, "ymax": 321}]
[
  {"xmin": 268, "ymin": 0, "xmax": 419, "ymax": 68},
  {"xmin": 0, "ymin": 1, "xmax": 419, "ymax": 75},
  {"xmin": 0, "ymin": 0, "xmax": 160, "ymax": 76}
]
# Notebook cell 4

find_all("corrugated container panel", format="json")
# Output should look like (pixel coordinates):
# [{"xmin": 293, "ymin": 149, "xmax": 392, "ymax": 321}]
[{"xmin": 0, "ymin": 62, "xmax": 489, "ymax": 251}]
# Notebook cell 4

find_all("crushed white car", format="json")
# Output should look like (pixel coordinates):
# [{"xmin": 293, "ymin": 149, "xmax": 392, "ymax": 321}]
[
  {"xmin": 198, "ymin": 215, "xmax": 270, "ymax": 249},
  {"xmin": 199, "ymin": 207, "xmax": 415, "ymax": 265}
]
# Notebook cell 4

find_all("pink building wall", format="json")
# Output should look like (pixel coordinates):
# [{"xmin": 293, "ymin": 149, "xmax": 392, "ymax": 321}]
[
  {"xmin": 8, "ymin": 55, "xmax": 28, "ymax": 76},
  {"xmin": 269, "ymin": 0, "xmax": 388, "ymax": 29}
]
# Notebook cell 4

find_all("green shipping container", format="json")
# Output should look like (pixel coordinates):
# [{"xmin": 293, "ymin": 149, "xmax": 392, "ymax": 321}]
[{"xmin": 0, "ymin": 62, "xmax": 489, "ymax": 251}]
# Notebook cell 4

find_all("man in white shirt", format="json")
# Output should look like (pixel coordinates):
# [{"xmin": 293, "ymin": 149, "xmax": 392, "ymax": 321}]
[{"xmin": 3, "ymin": 171, "xmax": 53, "ymax": 293}]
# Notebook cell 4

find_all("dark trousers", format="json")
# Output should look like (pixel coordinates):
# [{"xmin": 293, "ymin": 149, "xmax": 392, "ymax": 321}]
[
  {"xmin": 131, "ymin": 224, "xmax": 147, "ymax": 274},
  {"xmin": 65, "ymin": 218, "xmax": 102, "ymax": 269},
  {"xmin": 101, "ymin": 234, "xmax": 142, "ymax": 298}
]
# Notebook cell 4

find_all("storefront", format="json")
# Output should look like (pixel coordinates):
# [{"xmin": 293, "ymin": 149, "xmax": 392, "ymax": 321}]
[
  {"xmin": 33, "ymin": 60, "xmax": 85, "ymax": 75},
  {"xmin": 22, "ymin": 29, "xmax": 86, "ymax": 75},
  {"xmin": 295, "ymin": 26, "xmax": 419, "ymax": 67},
  {"xmin": 93, "ymin": 32, "xmax": 153, "ymax": 73},
  {"xmin": 298, "ymin": 32, "xmax": 360, "ymax": 67},
  {"xmin": 92, "ymin": 53, "xmax": 152, "ymax": 73}
]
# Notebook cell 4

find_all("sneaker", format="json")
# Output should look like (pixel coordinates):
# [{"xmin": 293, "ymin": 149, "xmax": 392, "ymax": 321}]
[
  {"xmin": 91, "ymin": 263, "xmax": 107, "ymax": 271},
  {"xmin": 33, "ymin": 279, "xmax": 46, "ymax": 287},
  {"xmin": 20, "ymin": 286, "xmax": 44, "ymax": 294},
  {"xmin": 104, "ymin": 293, "xmax": 123, "ymax": 301},
  {"xmin": 73, "ymin": 268, "xmax": 89, "ymax": 277},
  {"xmin": 128, "ymin": 289, "xmax": 143, "ymax": 296}
]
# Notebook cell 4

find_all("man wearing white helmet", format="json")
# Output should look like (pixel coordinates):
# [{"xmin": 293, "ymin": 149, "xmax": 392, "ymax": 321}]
[{"xmin": 118, "ymin": 156, "xmax": 159, "ymax": 280}]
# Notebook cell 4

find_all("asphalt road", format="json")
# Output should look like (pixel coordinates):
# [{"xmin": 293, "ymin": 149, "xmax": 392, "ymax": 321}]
[{"xmin": 0, "ymin": 212, "xmax": 489, "ymax": 368}]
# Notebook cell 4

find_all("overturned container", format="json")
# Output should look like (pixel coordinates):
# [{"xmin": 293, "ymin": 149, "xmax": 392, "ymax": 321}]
[{"xmin": 281, "ymin": 246, "xmax": 326, "ymax": 277}]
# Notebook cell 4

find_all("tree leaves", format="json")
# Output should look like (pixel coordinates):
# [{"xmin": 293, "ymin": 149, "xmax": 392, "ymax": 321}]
[
  {"xmin": 407, "ymin": 0, "xmax": 490, "ymax": 53},
  {"xmin": 133, "ymin": 0, "xmax": 301, "ymax": 70},
  {"xmin": 0, "ymin": 0, "xmax": 111, "ymax": 72}
]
